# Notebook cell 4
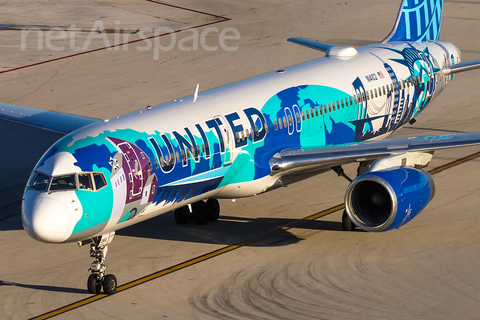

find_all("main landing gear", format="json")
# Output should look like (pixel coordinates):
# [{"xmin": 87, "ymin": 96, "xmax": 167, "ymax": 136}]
[
  {"xmin": 82, "ymin": 231, "xmax": 117, "ymax": 294},
  {"xmin": 174, "ymin": 199, "xmax": 220, "ymax": 225},
  {"xmin": 333, "ymin": 163, "xmax": 372, "ymax": 232},
  {"xmin": 342, "ymin": 210, "xmax": 356, "ymax": 231}
]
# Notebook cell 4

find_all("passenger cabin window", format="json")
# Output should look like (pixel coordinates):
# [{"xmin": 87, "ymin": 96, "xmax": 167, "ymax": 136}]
[
  {"xmin": 315, "ymin": 107, "xmax": 319, "ymax": 117},
  {"xmin": 274, "ymin": 119, "xmax": 278, "ymax": 130},
  {"xmin": 78, "ymin": 173, "xmax": 93, "ymax": 190},
  {"xmin": 51, "ymin": 174, "xmax": 76, "ymax": 191}
]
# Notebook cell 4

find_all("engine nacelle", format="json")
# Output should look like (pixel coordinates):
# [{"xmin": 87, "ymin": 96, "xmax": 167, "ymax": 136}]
[{"xmin": 344, "ymin": 167, "xmax": 435, "ymax": 232}]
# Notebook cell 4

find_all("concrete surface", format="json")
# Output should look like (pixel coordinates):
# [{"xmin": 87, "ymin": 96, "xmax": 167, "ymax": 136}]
[{"xmin": 1, "ymin": 0, "xmax": 480, "ymax": 319}]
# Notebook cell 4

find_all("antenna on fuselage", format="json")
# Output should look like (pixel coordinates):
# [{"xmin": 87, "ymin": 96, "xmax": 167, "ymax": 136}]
[{"xmin": 193, "ymin": 84, "xmax": 199, "ymax": 103}]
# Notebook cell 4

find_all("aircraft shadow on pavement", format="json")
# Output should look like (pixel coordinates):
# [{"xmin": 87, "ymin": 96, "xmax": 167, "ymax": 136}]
[
  {"xmin": 0, "ymin": 121, "xmax": 62, "ymax": 226},
  {"xmin": 0, "ymin": 280, "xmax": 86, "ymax": 294},
  {"xmin": 117, "ymin": 211, "xmax": 345, "ymax": 247},
  {"xmin": 0, "ymin": 217, "xmax": 22, "ymax": 231}
]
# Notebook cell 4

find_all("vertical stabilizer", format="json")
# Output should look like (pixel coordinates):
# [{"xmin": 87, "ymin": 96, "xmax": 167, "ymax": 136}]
[{"xmin": 383, "ymin": 0, "xmax": 444, "ymax": 43}]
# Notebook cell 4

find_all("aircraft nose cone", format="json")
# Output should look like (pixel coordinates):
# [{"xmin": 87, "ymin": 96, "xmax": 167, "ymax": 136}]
[{"xmin": 22, "ymin": 194, "xmax": 71, "ymax": 243}]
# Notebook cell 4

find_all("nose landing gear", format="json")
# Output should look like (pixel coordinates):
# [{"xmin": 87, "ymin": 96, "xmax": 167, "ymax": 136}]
[{"xmin": 83, "ymin": 232, "xmax": 117, "ymax": 295}]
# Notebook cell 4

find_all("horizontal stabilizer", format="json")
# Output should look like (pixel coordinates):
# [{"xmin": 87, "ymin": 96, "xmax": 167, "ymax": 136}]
[
  {"xmin": 0, "ymin": 103, "xmax": 100, "ymax": 134},
  {"xmin": 287, "ymin": 37, "xmax": 335, "ymax": 52},
  {"xmin": 441, "ymin": 59, "xmax": 480, "ymax": 75},
  {"xmin": 270, "ymin": 132, "xmax": 480, "ymax": 175},
  {"xmin": 287, "ymin": 37, "xmax": 358, "ymax": 58}
]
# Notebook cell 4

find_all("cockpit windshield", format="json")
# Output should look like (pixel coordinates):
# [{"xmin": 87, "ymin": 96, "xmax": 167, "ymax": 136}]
[
  {"xmin": 27, "ymin": 171, "xmax": 108, "ymax": 192},
  {"xmin": 50, "ymin": 174, "xmax": 77, "ymax": 191},
  {"xmin": 28, "ymin": 172, "xmax": 50, "ymax": 191}
]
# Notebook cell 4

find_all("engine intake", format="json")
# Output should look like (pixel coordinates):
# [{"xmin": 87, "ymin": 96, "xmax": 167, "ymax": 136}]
[{"xmin": 345, "ymin": 167, "xmax": 435, "ymax": 232}]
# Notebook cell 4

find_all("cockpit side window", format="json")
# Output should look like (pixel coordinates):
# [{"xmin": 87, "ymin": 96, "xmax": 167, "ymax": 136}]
[
  {"xmin": 29, "ymin": 172, "xmax": 50, "ymax": 191},
  {"xmin": 93, "ymin": 173, "xmax": 107, "ymax": 190},
  {"xmin": 50, "ymin": 174, "xmax": 76, "ymax": 191},
  {"xmin": 78, "ymin": 173, "xmax": 94, "ymax": 190}
]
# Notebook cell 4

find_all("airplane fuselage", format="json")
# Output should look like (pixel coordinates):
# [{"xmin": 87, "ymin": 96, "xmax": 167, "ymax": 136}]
[{"xmin": 21, "ymin": 40, "xmax": 460, "ymax": 243}]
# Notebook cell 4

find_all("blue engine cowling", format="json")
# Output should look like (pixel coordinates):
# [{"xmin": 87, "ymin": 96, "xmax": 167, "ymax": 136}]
[{"xmin": 344, "ymin": 167, "xmax": 435, "ymax": 232}]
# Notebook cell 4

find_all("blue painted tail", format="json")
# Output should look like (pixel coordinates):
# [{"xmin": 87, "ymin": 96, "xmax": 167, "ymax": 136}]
[{"xmin": 383, "ymin": 0, "xmax": 444, "ymax": 43}]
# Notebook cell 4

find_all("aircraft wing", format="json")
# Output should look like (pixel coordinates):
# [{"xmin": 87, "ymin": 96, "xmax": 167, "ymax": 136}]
[
  {"xmin": 269, "ymin": 132, "xmax": 480, "ymax": 175},
  {"xmin": 0, "ymin": 103, "xmax": 101, "ymax": 134}
]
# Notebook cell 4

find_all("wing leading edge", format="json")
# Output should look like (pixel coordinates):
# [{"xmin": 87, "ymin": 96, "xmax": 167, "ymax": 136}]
[
  {"xmin": 0, "ymin": 103, "xmax": 100, "ymax": 134},
  {"xmin": 269, "ymin": 132, "xmax": 480, "ymax": 176}
]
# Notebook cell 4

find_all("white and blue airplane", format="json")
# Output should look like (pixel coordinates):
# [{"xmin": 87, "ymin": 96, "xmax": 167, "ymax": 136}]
[{"xmin": 1, "ymin": 0, "xmax": 480, "ymax": 295}]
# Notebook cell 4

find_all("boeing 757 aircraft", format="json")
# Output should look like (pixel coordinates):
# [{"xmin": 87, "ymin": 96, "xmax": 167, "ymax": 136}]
[{"xmin": 1, "ymin": 0, "xmax": 480, "ymax": 295}]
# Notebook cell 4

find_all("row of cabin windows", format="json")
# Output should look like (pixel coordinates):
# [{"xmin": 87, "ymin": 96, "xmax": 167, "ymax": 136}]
[
  {"xmin": 272, "ymin": 75, "xmax": 429, "ymax": 131},
  {"xmin": 234, "ymin": 124, "xmax": 268, "ymax": 143}
]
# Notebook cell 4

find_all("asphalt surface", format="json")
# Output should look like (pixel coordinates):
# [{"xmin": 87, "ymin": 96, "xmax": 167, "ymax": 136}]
[{"xmin": 1, "ymin": 0, "xmax": 480, "ymax": 319}]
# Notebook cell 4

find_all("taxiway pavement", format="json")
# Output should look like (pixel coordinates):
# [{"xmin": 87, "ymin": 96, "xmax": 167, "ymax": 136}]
[{"xmin": 1, "ymin": 0, "xmax": 480, "ymax": 319}]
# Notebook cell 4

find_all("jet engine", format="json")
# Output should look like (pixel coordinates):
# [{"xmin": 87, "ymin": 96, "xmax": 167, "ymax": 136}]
[{"xmin": 344, "ymin": 167, "xmax": 435, "ymax": 232}]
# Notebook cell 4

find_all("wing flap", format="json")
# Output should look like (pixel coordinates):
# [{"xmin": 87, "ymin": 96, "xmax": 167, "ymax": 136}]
[
  {"xmin": 270, "ymin": 132, "xmax": 480, "ymax": 175},
  {"xmin": 0, "ymin": 103, "xmax": 100, "ymax": 134}
]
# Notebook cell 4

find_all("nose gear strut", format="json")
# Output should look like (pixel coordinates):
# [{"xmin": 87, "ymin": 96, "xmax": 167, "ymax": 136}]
[{"xmin": 81, "ymin": 232, "xmax": 117, "ymax": 294}]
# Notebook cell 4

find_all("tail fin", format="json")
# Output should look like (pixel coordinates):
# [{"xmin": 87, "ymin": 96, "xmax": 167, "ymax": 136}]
[{"xmin": 382, "ymin": 0, "xmax": 444, "ymax": 43}]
